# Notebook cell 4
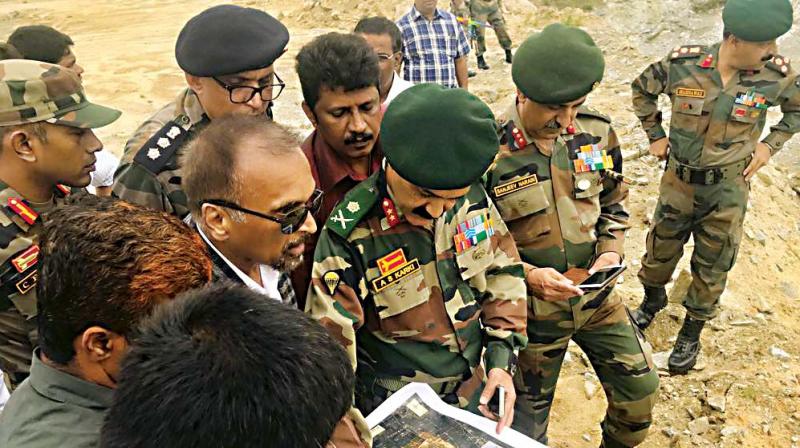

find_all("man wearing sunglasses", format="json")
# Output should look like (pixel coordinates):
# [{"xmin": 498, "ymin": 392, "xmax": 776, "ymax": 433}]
[
  {"xmin": 354, "ymin": 17, "xmax": 414, "ymax": 106},
  {"xmin": 113, "ymin": 5, "xmax": 289, "ymax": 220},
  {"xmin": 182, "ymin": 116, "xmax": 317, "ymax": 306}
]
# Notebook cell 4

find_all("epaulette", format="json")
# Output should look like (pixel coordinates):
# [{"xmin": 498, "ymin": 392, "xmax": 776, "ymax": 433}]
[
  {"xmin": 326, "ymin": 181, "xmax": 380, "ymax": 239},
  {"xmin": 576, "ymin": 105, "xmax": 612, "ymax": 124},
  {"xmin": 669, "ymin": 45, "xmax": 707, "ymax": 60},
  {"xmin": 765, "ymin": 55, "xmax": 792, "ymax": 76},
  {"xmin": 133, "ymin": 116, "xmax": 191, "ymax": 174}
]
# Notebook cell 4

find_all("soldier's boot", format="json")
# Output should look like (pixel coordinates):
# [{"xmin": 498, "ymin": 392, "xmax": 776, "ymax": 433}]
[
  {"xmin": 668, "ymin": 316, "xmax": 705, "ymax": 374},
  {"xmin": 468, "ymin": 69, "xmax": 477, "ymax": 78},
  {"xmin": 477, "ymin": 55, "xmax": 490, "ymax": 70},
  {"xmin": 630, "ymin": 286, "xmax": 667, "ymax": 331},
  {"xmin": 505, "ymin": 49, "xmax": 513, "ymax": 63}
]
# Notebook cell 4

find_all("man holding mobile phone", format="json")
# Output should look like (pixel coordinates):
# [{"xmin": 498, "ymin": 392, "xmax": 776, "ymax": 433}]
[{"xmin": 483, "ymin": 25, "xmax": 659, "ymax": 447}]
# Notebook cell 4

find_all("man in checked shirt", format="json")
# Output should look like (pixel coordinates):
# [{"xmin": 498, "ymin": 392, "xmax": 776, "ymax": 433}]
[{"xmin": 397, "ymin": 0, "xmax": 471, "ymax": 89}]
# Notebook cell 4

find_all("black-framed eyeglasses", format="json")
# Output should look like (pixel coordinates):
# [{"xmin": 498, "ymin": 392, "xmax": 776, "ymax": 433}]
[
  {"xmin": 200, "ymin": 189, "xmax": 323, "ymax": 234},
  {"xmin": 212, "ymin": 72, "xmax": 286, "ymax": 104}
]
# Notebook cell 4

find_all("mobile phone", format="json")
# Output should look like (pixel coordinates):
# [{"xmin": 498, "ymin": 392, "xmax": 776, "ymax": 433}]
[{"xmin": 578, "ymin": 265, "xmax": 626, "ymax": 291}]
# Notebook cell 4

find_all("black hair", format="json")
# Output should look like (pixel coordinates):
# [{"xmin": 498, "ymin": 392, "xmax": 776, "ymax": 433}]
[
  {"xmin": 296, "ymin": 32, "xmax": 380, "ymax": 110},
  {"xmin": 354, "ymin": 16, "xmax": 404, "ymax": 53},
  {"xmin": 100, "ymin": 283, "xmax": 355, "ymax": 448},
  {"xmin": 8, "ymin": 25, "xmax": 74, "ymax": 63}
]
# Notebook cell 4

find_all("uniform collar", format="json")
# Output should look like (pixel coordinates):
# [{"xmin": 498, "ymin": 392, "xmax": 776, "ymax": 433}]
[
  {"xmin": 28, "ymin": 349, "xmax": 114, "ymax": 410},
  {"xmin": 696, "ymin": 42, "xmax": 721, "ymax": 70},
  {"xmin": 180, "ymin": 88, "xmax": 211, "ymax": 126}
]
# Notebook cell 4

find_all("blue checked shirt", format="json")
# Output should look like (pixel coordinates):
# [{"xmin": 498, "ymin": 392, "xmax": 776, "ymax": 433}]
[{"xmin": 397, "ymin": 6, "xmax": 471, "ymax": 89}]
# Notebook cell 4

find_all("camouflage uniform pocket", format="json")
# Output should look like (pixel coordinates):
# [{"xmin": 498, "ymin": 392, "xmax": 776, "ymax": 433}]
[
  {"xmin": 671, "ymin": 97, "xmax": 705, "ymax": 135},
  {"xmin": 372, "ymin": 272, "xmax": 430, "ymax": 319},
  {"xmin": 455, "ymin": 237, "xmax": 494, "ymax": 281},
  {"xmin": 495, "ymin": 181, "xmax": 550, "ymax": 222},
  {"xmin": 572, "ymin": 172, "xmax": 603, "ymax": 199}
]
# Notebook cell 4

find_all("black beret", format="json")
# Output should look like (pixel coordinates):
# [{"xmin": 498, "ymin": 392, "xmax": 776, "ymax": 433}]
[
  {"xmin": 175, "ymin": 5, "xmax": 289, "ymax": 77},
  {"xmin": 381, "ymin": 84, "xmax": 499, "ymax": 190}
]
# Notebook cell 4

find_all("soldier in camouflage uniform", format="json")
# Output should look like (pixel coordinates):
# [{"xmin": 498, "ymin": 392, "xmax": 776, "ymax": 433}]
[
  {"xmin": 485, "ymin": 25, "xmax": 659, "ymax": 447},
  {"xmin": 470, "ymin": 0, "xmax": 513, "ymax": 70},
  {"xmin": 306, "ymin": 84, "xmax": 528, "ymax": 445},
  {"xmin": 113, "ymin": 5, "xmax": 289, "ymax": 219},
  {"xmin": 0, "ymin": 60, "xmax": 120, "ymax": 388},
  {"xmin": 631, "ymin": 0, "xmax": 800, "ymax": 374}
]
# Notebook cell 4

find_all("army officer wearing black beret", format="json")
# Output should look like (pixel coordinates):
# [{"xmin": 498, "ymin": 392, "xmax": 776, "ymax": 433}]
[{"xmin": 113, "ymin": 4, "xmax": 290, "ymax": 220}]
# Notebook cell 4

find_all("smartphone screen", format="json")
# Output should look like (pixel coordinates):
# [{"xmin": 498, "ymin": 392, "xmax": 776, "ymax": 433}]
[{"xmin": 579, "ymin": 265, "xmax": 626, "ymax": 291}]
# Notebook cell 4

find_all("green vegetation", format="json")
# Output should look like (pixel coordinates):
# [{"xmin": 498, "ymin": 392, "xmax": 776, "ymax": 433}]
[{"xmin": 537, "ymin": 0, "xmax": 604, "ymax": 12}]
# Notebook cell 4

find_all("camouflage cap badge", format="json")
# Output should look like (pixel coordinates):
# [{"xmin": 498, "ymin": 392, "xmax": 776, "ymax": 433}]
[{"xmin": 0, "ymin": 59, "xmax": 120, "ymax": 128}]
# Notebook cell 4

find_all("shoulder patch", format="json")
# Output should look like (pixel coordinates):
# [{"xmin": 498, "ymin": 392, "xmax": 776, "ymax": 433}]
[
  {"xmin": 576, "ymin": 105, "xmax": 611, "ymax": 124},
  {"xmin": 133, "ymin": 117, "xmax": 191, "ymax": 174},
  {"xmin": 669, "ymin": 45, "xmax": 706, "ymax": 60},
  {"xmin": 766, "ymin": 55, "xmax": 792, "ymax": 76},
  {"xmin": 326, "ymin": 180, "xmax": 380, "ymax": 239}
]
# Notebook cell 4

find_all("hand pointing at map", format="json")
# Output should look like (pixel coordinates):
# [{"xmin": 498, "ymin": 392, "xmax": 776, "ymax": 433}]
[{"xmin": 479, "ymin": 368, "xmax": 516, "ymax": 434}]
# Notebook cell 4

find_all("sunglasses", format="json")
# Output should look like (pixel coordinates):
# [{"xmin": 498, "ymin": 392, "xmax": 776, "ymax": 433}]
[{"xmin": 200, "ymin": 189, "xmax": 323, "ymax": 234}]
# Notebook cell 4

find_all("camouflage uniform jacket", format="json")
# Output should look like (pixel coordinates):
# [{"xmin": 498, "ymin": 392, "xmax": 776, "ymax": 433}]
[
  {"xmin": 484, "ymin": 101, "xmax": 629, "ymax": 274},
  {"xmin": 306, "ymin": 169, "xmax": 528, "ymax": 388},
  {"xmin": 0, "ymin": 181, "xmax": 76, "ymax": 385},
  {"xmin": 632, "ymin": 43, "xmax": 800, "ymax": 167},
  {"xmin": 112, "ymin": 88, "xmax": 209, "ymax": 219}
]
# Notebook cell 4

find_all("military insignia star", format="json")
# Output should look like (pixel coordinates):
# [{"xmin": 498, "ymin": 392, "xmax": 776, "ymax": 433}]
[
  {"xmin": 166, "ymin": 126, "xmax": 181, "ymax": 139},
  {"xmin": 157, "ymin": 137, "xmax": 170, "ymax": 149},
  {"xmin": 147, "ymin": 148, "xmax": 161, "ymax": 160},
  {"xmin": 346, "ymin": 201, "xmax": 360, "ymax": 214},
  {"xmin": 331, "ymin": 210, "xmax": 353, "ymax": 229}
]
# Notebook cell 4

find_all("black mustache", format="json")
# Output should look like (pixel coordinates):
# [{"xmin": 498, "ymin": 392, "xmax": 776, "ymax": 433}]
[
  {"xmin": 544, "ymin": 120, "xmax": 562, "ymax": 130},
  {"xmin": 762, "ymin": 54, "xmax": 774, "ymax": 62},
  {"xmin": 344, "ymin": 133, "xmax": 374, "ymax": 145},
  {"xmin": 412, "ymin": 205, "xmax": 435, "ymax": 220}
]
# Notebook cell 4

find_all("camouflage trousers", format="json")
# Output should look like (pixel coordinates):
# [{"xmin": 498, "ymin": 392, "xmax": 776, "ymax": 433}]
[
  {"xmin": 451, "ymin": 1, "xmax": 470, "ymax": 35},
  {"xmin": 470, "ymin": 0, "xmax": 512, "ymax": 56},
  {"xmin": 638, "ymin": 170, "xmax": 749, "ymax": 321},
  {"xmin": 513, "ymin": 290, "xmax": 659, "ymax": 447}
]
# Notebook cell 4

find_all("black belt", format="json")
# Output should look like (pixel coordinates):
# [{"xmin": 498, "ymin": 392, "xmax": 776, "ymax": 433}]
[{"xmin": 666, "ymin": 157, "xmax": 750, "ymax": 186}]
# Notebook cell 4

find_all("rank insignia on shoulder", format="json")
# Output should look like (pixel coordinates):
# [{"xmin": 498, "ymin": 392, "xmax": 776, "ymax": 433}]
[
  {"xmin": 323, "ymin": 271, "xmax": 341, "ymax": 296},
  {"xmin": 134, "ymin": 120, "xmax": 189, "ymax": 174},
  {"xmin": 670, "ymin": 46, "xmax": 704, "ymax": 60},
  {"xmin": 454, "ymin": 213, "xmax": 495, "ymax": 254},
  {"xmin": 766, "ymin": 56, "xmax": 792, "ymax": 76},
  {"xmin": 381, "ymin": 198, "xmax": 401, "ymax": 228},
  {"xmin": 371, "ymin": 249, "xmax": 421, "ymax": 293},
  {"xmin": 330, "ymin": 210, "xmax": 354, "ymax": 230},
  {"xmin": 11, "ymin": 245, "xmax": 39, "ymax": 273},
  {"xmin": 493, "ymin": 174, "xmax": 538, "ymax": 198},
  {"xmin": 510, "ymin": 126, "xmax": 528, "ymax": 150},
  {"xmin": 6, "ymin": 198, "xmax": 38, "ymax": 225}
]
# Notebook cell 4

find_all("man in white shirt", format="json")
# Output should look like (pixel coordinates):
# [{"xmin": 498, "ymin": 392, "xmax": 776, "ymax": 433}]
[
  {"xmin": 181, "ymin": 115, "xmax": 319, "ymax": 306},
  {"xmin": 88, "ymin": 150, "xmax": 120, "ymax": 196},
  {"xmin": 355, "ymin": 17, "xmax": 414, "ymax": 106}
]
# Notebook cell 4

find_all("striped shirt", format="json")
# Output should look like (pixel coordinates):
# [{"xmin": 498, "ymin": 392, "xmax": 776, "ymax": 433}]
[{"xmin": 396, "ymin": 6, "xmax": 471, "ymax": 88}]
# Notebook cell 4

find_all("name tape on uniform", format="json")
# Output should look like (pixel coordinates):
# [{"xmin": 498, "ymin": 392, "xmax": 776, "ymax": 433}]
[
  {"xmin": 675, "ymin": 88, "xmax": 706, "ymax": 99},
  {"xmin": 493, "ymin": 174, "xmax": 539, "ymax": 198},
  {"xmin": 372, "ymin": 259, "xmax": 421, "ymax": 293}
]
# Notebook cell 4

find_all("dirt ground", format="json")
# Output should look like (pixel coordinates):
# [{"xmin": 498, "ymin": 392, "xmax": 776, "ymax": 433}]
[{"xmin": 2, "ymin": 0, "xmax": 799, "ymax": 446}]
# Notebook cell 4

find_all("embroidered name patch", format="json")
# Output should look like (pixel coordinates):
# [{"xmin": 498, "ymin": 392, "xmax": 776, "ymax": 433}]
[
  {"xmin": 15, "ymin": 271, "xmax": 38, "ymax": 295},
  {"xmin": 675, "ymin": 87, "xmax": 706, "ymax": 99},
  {"xmin": 493, "ymin": 174, "xmax": 539, "ymax": 198},
  {"xmin": 371, "ymin": 259, "xmax": 421, "ymax": 293}
]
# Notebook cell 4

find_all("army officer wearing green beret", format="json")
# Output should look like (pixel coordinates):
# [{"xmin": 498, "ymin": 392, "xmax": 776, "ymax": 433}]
[
  {"xmin": 306, "ymin": 84, "xmax": 529, "ymax": 443},
  {"xmin": 484, "ymin": 24, "xmax": 660, "ymax": 447},
  {"xmin": 631, "ymin": 0, "xmax": 800, "ymax": 374},
  {"xmin": 113, "ymin": 5, "xmax": 290, "ymax": 219}
]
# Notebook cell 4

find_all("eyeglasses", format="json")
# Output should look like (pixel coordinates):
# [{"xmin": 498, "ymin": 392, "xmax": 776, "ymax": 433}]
[
  {"xmin": 200, "ymin": 189, "xmax": 323, "ymax": 234},
  {"xmin": 212, "ymin": 72, "xmax": 286, "ymax": 104},
  {"xmin": 376, "ymin": 52, "xmax": 399, "ymax": 61}
]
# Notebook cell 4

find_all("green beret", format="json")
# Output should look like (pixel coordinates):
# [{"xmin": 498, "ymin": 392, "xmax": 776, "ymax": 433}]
[
  {"xmin": 723, "ymin": 0, "xmax": 793, "ymax": 42},
  {"xmin": 512, "ymin": 23, "xmax": 604, "ymax": 104},
  {"xmin": 381, "ymin": 84, "xmax": 498, "ymax": 190}
]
